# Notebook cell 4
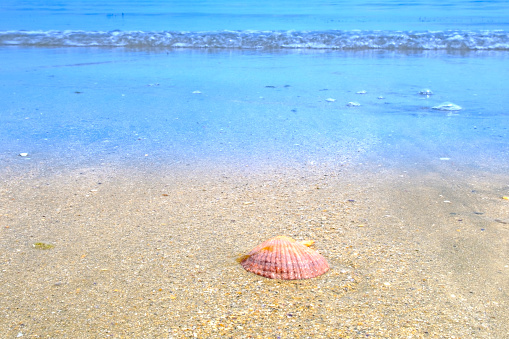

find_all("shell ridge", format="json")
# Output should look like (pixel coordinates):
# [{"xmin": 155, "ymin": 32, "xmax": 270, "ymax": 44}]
[
  {"xmin": 292, "ymin": 243, "xmax": 303, "ymax": 280},
  {"xmin": 301, "ymin": 242, "xmax": 318, "ymax": 277},
  {"xmin": 259, "ymin": 247, "xmax": 272, "ymax": 278},
  {"xmin": 271, "ymin": 238, "xmax": 281, "ymax": 279},
  {"xmin": 289, "ymin": 243, "xmax": 305, "ymax": 278},
  {"xmin": 279, "ymin": 238, "xmax": 288, "ymax": 279},
  {"xmin": 264, "ymin": 243, "xmax": 276, "ymax": 279},
  {"xmin": 285, "ymin": 240, "xmax": 296, "ymax": 280}
]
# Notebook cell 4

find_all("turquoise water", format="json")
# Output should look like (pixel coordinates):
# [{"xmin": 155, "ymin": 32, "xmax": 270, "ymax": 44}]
[
  {"xmin": 1, "ymin": 1, "xmax": 509, "ymax": 173},
  {"xmin": 1, "ymin": 0, "xmax": 509, "ymax": 31}
]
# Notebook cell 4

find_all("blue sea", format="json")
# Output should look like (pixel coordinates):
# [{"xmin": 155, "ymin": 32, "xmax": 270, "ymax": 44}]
[{"xmin": 1, "ymin": 0, "xmax": 509, "ymax": 172}]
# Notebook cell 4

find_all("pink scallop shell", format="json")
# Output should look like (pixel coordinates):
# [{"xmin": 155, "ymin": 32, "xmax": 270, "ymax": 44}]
[{"xmin": 240, "ymin": 236, "xmax": 329, "ymax": 280}]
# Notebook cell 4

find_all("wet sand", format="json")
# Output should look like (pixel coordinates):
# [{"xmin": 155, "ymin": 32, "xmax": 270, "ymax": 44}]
[{"xmin": 1, "ymin": 161, "xmax": 507, "ymax": 338}]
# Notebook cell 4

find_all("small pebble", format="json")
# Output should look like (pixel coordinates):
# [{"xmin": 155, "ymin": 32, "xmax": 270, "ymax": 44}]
[
  {"xmin": 19, "ymin": 153, "xmax": 28, "ymax": 157},
  {"xmin": 325, "ymin": 98, "xmax": 336, "ymax": 102},
  {"xmin": 356, "ymin": 90, "xmax": 367, "ymax": 94},
  {"xmin": 192, "ymin": 90, "xmax": 202, "ymax": 94},
  {"xmin": 419, "ymin": 89, "xmax": 433, "ymax": 95}
]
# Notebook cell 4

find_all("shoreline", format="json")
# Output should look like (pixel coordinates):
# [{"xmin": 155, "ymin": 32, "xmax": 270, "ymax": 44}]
[
  {"xmin": 1, "ymin": 44, "xmax": 508, "ymax": 338},
  {"xmin": 1, "ymin": 162, "xmax": 507, "ymax": 337}
]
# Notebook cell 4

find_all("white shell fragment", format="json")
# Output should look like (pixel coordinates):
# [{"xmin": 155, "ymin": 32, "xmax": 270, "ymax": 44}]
[
  {"xmin": 325, "ymin": 98, "xmax": 336, "ymax": 102},
  {"xmin": 419, "ymin": 89, "xmax": 433, "ymax": 95},
  {"xmin": 347, "ymin": 102, "xmax": 361, "ymax": 107},
  {"xmin": 192, "ymin": 90, "xmax": 202, "ymax": 94},
  {"xmin": 19, "ymin": 153, "xmax": 29, "ymax": 157},
  {"xmin": 432, "ymin": 102, "xmax": 462, "ymax": 111},
  {"xmin": 356, "ymin": 90, "xmax": 367, "ymax": 94}
]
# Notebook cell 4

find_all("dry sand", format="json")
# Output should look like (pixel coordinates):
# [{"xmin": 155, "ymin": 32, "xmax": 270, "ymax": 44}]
[{"xmin": 0, "ymin": 161, "xmax": 508, "ymax": 338}]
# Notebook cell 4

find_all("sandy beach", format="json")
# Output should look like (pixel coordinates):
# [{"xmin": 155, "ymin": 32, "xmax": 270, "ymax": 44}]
[{"xmin": 1, "ymin": 160, "xmax": 507, "ymax": 338}]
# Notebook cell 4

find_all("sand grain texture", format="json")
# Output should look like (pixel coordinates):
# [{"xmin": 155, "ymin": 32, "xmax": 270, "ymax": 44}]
[{"xmin": 0, "ymin": 164, "xmax": 508, "ymax": 338}]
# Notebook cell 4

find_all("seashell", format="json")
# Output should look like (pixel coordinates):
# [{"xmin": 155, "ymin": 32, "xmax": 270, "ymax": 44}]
[
  {"xmin": 347, "ymin": 101, "xmax": 360, "ymax": 107},
  {"xmin": 240, "ymin": 236, "xmax": 329, "ymax": 280},
  {"xmin": 432, "ymin": 102, "xmax": 462, "ymax": 111}
]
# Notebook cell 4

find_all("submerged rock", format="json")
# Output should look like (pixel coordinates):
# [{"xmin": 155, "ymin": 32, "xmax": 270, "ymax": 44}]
[{"xmin": 419, "ymin": 89, "xmax": 433, "ymax": 95}]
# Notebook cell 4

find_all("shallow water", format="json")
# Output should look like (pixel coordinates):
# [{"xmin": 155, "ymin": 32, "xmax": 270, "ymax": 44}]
[{"xmin": 1, "ymin": 47, "xmax": 508, "ymax": 175}]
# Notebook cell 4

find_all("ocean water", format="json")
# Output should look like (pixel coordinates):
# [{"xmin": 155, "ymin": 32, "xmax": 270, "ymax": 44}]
[{"xmin": 1, "ymin": 1, "xmax": 509, "ymax": 174}]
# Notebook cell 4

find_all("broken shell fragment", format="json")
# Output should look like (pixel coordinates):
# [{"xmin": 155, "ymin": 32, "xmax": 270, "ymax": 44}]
[
  {"xmin": 240, "ymin": 236, "xmax": 329, "ymax": 280},
  {"xmin": 347, "ymin": 101, "xmax": 360, "ymax": 107},
  {"xmin": 432, "ymin": 102, "xmax": 462, "ymax": 111},
  {"xmin": 299, "ymin": 240, "xmax": 315, "ymax": 247}
]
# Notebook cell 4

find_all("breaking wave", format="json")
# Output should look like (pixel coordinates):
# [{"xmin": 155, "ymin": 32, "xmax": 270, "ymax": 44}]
[{"xmin": 1, "ymin": 29, "xmax": 508, "ymax": 51}]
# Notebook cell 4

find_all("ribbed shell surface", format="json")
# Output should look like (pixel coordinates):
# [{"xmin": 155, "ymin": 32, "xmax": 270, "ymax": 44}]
[{"xmin": 240, "ymin": 236, "xmax": 329, "ymax": 280}]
